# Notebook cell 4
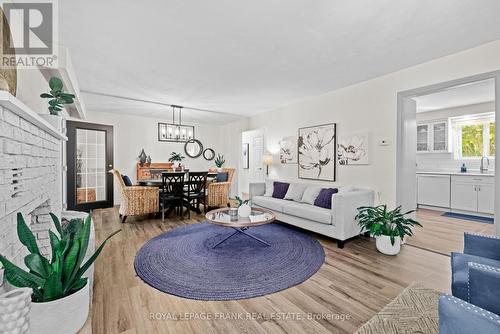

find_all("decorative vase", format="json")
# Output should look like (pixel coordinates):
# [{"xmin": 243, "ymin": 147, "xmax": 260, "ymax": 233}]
[
  {"xmin": 375, "ymin": 235, "xmax": 401, "ymax": 255},
  {"xmin": 238, "ymin": 204, "xmax": 251, "ymax": 218},
  {"xmin": 146, "ymin": 155, "xmax": 152, "ymax": 165},
  {"xmin": 172, "ymin": 162, "xmax": 179, "ymax": 171},
  {"xmin": 138, "ymin": 149, "xmax": 147, "ymax": 166},
  {"xmin": 30, "ymin": 283, "xmax": 89, "ymax": 334},
  {"xmin": 0, "ymin": 288, "xmax": 32, "ymax": 334}
]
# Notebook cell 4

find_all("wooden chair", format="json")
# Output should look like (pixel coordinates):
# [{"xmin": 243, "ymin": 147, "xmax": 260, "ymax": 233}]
[
  {"xmin": 160, "ymin": 172, "xmax": 185, "ymax": 221},
  {"xmin": 184, "ymin": 172, "xmax": 208, "ymax": 218},
  {"xmin": 207, "ymin": 168, "xmax": 235, "ymax": 208},
  {"xmin": 110, "ymin": 169, "xmax": 159, "ymax": 223}
]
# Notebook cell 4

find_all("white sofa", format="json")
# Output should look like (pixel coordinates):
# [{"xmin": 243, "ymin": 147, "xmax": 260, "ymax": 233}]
[{"xmin": 249, "ymin": 182, "xmax": 375, "ymax": 248}]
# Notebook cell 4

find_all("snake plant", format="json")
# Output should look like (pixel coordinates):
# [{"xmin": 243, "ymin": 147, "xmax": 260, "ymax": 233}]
[
  {"xmin": 0, "ymin": 212, "xmax": 120, "ymax": 302},
  {"xmin": 214, "ymin": 154, "xmax": 225, "ymax": 168}
]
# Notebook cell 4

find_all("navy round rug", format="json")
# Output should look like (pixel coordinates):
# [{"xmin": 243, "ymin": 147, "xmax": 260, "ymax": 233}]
[{"xmin": 134, "ymin": 222, "xmax": 325, "ymax": 301}]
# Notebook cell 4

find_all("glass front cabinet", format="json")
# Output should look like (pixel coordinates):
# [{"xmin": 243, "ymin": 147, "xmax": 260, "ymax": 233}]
[{"xmin": 417, "ymin": 120, "xmax": 449, "ymax": 153}]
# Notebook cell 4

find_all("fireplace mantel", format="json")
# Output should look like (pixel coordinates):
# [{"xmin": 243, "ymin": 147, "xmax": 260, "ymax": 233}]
[{"xmin": 0, "ymin": 91, "xmax": 67, "ymax": 141}]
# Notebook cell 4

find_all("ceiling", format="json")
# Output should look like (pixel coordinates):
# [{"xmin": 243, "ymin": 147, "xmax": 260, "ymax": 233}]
[
  {"xmin": 414, "ymin": 79, "xmax": 495, "ymax": 113},
  {"xmin": 59, "ymin": 0, "xmax": 500, "ymax": 123}
]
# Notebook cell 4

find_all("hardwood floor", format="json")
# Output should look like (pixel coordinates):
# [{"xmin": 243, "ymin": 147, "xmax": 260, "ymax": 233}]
[
  {"xmin": 90, "ymin": 207, "xmax": 492, "ymax": 334},
  {"xmin": 406, "ymin": 209, "xmax": 494, "ymax": 255}
]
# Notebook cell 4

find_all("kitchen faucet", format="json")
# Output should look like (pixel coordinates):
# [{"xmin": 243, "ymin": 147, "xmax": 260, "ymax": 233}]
[{"xmin": 480, "ymin": 156, "xmax": 489, "ymax": 173}]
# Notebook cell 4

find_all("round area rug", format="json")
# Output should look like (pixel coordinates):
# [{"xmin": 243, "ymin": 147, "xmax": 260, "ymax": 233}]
[{"xmin": 134, "ymin": 222, "xmax": 325, "ymax": 300}]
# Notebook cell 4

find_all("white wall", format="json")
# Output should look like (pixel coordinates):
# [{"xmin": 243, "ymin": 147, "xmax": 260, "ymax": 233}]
[
  {"xmin": 16, "ymin": 69, "xmax": 50, "ymax": 114},
  {"xmin": 84, "ymin": 111, "xmax": 233, "ymax": 204},
  {"xmin": 247, "ymin": 39, "xmax": 500, "ymax": 207},
  {"xmin": 416, "ymin": 102, "xmax": 495, "ymax": 171}
]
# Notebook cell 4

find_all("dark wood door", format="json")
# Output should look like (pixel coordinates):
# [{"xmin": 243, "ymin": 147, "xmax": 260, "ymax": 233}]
[{"xmin": 67, "ymin": 121, "xmax": 114, "ymax": 211}]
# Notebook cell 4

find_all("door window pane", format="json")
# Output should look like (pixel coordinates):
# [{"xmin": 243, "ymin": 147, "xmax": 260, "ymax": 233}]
[
  {"xmin": 490, "ymin": 122, "xmax": 495, "ymax": 156},
  {"xmin": 461, "ymin": 124, "xmax": 483, "ymax": 157},
  {"xmin": 76, "ymin": 129, "xmax": 106, "ymax": 204}
]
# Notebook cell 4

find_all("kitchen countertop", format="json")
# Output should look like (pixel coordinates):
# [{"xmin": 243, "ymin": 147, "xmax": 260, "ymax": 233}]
[{"xmin": 416, "ymin": 170, "xmax": 495, "ymax": 177}]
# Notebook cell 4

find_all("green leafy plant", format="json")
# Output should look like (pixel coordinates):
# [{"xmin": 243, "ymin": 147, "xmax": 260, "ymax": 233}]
[
  {"xmin": 355, "ymin": 205, "xmax": 422, "ymax": 245},
  {"xmin": 214, "ymin": 154, "xmax": 225, "ymax": 168},
  {"xmin": 40, "ymin": 77, "xmax": 76, "ymax": 115},
  {"xmin": 168, "ymin": 152, "xmax": 185, "ymax": 163},
  {"xmin": 235, "ymin": 196, "xmax": 250, "ymax": 207},
  {"xmin": 0, "ymin": 212, "xmax": 120, "ymax": 302}
]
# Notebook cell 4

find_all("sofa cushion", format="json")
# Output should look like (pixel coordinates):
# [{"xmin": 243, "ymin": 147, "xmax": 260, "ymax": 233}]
[
  {"xmin": 216, "ymin": 172, "xmax": 228, "ymax": 182},
  {"xmin": 301, "ymin": 186, "xmax": 322, "ymax": 205},
  {"xmin": 264, "ymin": 179, "xmax": 274, "ymax": 197},
  {"xmin": 314, "ymin": 188, "xmax": 338, "ymax": 209},
  {"xmin": 283, "ymin": 202, "xmax": 332, "ymax": 225},
  {"xmin": 252, "ymin": 196, "xmax": 286, "ymax": 212},
  {"xmin": 122, "ymin": 175, "xmax": 133, "ymax": 186},
  {"xmin": 284, "ymin": 183, "xmax": 307, "ymax": 202},
  {"xmin": 272, "ymin": 182, "xmax": 290, "ymax": 199},
  {"xmin": 451, "ymin": 252, "xmax": 500, "ymax": 301}
]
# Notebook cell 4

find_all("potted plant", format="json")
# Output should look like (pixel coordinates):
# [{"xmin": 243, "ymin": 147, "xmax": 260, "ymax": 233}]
[
  {"xmin": 168, "ymin": 152, "xmax": 185, "ymax": 171},
  {"xmin": 39, "ymin": 77, "xmax": 75, "ymax": 131},
  {"xmin": 355, "ymin": 205, "xmax": 422, "ymax": 255},
  {"xmin": 0, "ymin": 213, "xmax": 120, "ymax": 334},
  {"xmin": 214, "ymin": 154, "xmax": 225, "ymax": 172},
  {"xmin": 235, "ymin": 196, "xmax": 251, "ymax": 218}
]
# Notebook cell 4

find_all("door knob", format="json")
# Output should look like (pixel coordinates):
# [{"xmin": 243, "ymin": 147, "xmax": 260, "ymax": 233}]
[{"xmin": 108, "ymin": 164, "xmax": 113, "ymax": 168}]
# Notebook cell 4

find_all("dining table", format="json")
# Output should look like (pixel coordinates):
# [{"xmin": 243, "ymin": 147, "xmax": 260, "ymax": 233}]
[{"xmin": 137, "ymin": 171, "xmax": 218, "ymax": 215}]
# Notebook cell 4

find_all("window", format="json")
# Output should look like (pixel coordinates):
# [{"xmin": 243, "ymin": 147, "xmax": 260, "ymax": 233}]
[{"xmin": 452, "ymin": 113, "xmax": 495, "ymax": 159}]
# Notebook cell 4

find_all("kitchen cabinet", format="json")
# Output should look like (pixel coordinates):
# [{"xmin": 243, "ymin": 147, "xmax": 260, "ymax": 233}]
[
  {"xmin": 417, "ymin": 174, "xmax": 450, "ymax": 208},
  {"xmin": 417, "ymin": 120, "xmax": 448, "ymax": 153},
  {"xmin": 451, "ymin": 175, "xmax": 495, "ymax": 214}
]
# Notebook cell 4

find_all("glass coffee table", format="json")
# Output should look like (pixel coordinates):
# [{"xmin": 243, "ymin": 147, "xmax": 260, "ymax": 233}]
[{"xmin": 205, "ymin": 207, "xmax": 276, "ymax": 248}]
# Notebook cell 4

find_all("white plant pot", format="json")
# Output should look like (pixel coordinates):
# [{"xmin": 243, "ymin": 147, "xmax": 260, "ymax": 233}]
[
  {"xmin": 0, "ymin": 288, "xmax": 32, "ymax": 334},
  {"xmin": 238, "ymin": 204, "xmax": 251, "ymax": 218},
  {"xmin": 30, "ymin": 283, "xmax": 89, "ymax": 334},
  {"xmin": 375, "ymin": 235, "xmax": 401, "ymax": 255},
  {"xmin": 40, "ymin": 114, "xmax": 64, "ymax": 133}
]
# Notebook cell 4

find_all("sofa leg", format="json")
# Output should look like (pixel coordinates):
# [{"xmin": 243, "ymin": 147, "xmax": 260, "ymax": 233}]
[
  {"xmin": 337, "ymin": 240, "xmax": 345, "ymax": 249},
  {"xmin": 121, "ymin": 215, "xmax": 127, "ymax": 224}
]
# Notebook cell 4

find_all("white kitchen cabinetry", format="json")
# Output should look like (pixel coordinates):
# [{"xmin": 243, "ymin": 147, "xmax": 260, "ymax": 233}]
[
  {"xmin": 451, "ymin": 175, "xmax": 495, "ymax": 214},
  {"xmin": 417, "ymin": 120, "xmax": 449, "ymax": 153},
  {"xmin": 417, "ymin": 174, "xmax": 450, "ymax": 208}
]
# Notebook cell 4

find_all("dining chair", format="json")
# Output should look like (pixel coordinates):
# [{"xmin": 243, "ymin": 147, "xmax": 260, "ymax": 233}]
[
  {"xmin": 160, "ymin": 172, "xmax": 185, "ymax": 221},
  {"xmin": 184, "ymin": 171, "xmax": 208, "ymax": 218}
]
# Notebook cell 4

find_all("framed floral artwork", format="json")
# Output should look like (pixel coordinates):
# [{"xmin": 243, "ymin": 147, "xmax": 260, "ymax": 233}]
[
  {"xmin": 298, "ymin": 123, "xmax": 336, "ymax": 181},
  {"xmin": 279, "ymin": 136, "xmax": 297, "ymax": 164},
  {"xmin": 338, "ymin": 132, "xmax": 371, "ymax": 165}
]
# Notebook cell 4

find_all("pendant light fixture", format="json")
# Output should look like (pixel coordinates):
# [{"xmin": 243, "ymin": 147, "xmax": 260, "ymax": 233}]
[{"xmin": 158, "ymin": 105, "xmax": 195, "ymax": 142}]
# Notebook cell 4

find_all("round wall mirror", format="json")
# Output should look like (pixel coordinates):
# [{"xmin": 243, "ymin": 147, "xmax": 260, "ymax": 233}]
[
  {"xmin": 203, "ymin": 148, "xmax": 215, "ymax": 161},
  {"xmin": 184, "ymin": 139, "xmax": 203, "ymax": 158}
]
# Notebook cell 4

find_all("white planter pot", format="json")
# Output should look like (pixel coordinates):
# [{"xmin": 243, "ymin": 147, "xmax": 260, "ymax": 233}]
[
  {"xmin": 238, "ymin": 204, "xmax": 251, "ymax": 218},
  {"xmin": 40, "ymin": 114, "xmax": 64, "ymax": 133},
  {"xmin": 0, "ymin": 288, "xmax": 31, "ymax": 334},
  {"xmin": 375, "ymin": 235, "xmax": 401, "ymax": 255},
  {"xmin": 30, "ymin": 283, "xmax": 89, "ymax": 334}
]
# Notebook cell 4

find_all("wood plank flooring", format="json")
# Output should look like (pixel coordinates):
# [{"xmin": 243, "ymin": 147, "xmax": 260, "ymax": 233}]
[{"xmin": 90, "ymin": 207, "xmax": 493, "ymax": 334}]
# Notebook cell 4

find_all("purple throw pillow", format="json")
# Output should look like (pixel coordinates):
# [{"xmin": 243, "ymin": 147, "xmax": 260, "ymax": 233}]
[
  {"xmin": 314, "ymin": 188, "xmax": 338, "ymax": 209},
  {"xmin": 272, "ymin": 182, "xmax": 290, "ymax": 199}
]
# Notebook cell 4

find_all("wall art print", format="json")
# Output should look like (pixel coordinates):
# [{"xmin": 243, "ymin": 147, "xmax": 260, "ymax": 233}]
[
  {"xmin": 279, "ymin": 136, "xmax": 297, "ymax": 164},
  {"xmin": 298, "ymin": 123, "xmax": 336, "ymax": 181},
  {"xmin": 338, "ymin": 132, "xmax": 370, "ymax": 165}
]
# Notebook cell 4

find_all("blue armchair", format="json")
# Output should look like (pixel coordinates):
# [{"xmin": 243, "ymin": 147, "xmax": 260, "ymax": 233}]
[{"xmin": 439, "ymin": 233, "xmax": 500, "ymax": 333}]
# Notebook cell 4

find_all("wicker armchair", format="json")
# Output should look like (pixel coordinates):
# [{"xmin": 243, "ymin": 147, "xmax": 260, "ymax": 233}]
[
  {"xmin": 110, "ymin": 169, "xmax": 159, "ymax": 223},
  {"xmin": 207, "ymin": 168, "xmax": 235, "ymax": 208}
]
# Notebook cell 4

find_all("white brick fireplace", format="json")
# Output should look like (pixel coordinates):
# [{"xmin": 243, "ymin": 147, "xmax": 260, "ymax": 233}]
[{"xmin": 0, "ymin": 91, "xmax": 66, "ymax": 266}]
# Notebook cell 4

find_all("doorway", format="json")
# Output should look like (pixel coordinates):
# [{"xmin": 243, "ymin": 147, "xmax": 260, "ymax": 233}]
[
  {"xmin": 66, "ymin": 121, "xmax": 114, "ymax": 211},
  {"xmin": 397, "ymin": 71, "xmax": 500, "ymax": 241}
]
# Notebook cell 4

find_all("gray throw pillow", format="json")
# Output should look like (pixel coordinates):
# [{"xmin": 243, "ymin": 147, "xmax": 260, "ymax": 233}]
[
  {"xmin": 301, "ymin": 186, "xmax": 322, "ymax": 205},
  {"xmin": 284, "ymin": 183, "xmax": 307, "ymax": 202},
  {"xmin": 264, "ymin": 179, "xmax": 274, "ymax": 197}
]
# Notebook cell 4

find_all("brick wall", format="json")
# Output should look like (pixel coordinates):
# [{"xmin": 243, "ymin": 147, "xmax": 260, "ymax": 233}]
[{"xmin": 0, "ymin": 105, "xmax": 62, "ymax": 266}]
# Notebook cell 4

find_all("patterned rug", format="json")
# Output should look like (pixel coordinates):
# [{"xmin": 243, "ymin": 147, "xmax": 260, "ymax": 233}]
[
  {"xmin": 355, "ymin": 282, "xmax": 440, "ymax": 334},
  {"xmin": 134, "ymin": 222, "xmax": 325, "ymax": 300}
]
